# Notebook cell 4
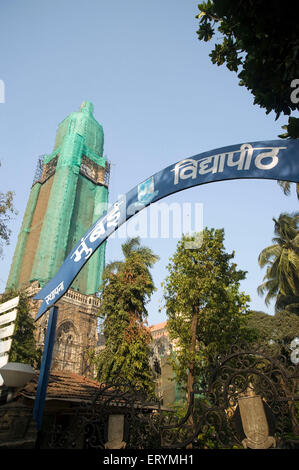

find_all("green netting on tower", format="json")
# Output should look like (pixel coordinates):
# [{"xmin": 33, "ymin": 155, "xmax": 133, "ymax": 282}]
[
  {"xmin": 53, "ymin": 101, "xmax": 104, "ymax": 163},
  {"xmin": 86, "ymin": 182, "xmax": 109, "ymax": 294},
  {"xmin": 31, "ymin": 102, "xmax": 108, "ymax": 290},
  {"xmin": 30, "ymin": 155, "xmax": 82, "ymax": 286},
  {"xmin": 68, "ymin": 175, "xmax": 108, "ymax": 294},
  {"xmin": 8, "ymin": 101, "xmax": 109, "ymax": 297},
  {"xmin": 6, "ymin": 182, "xmax": 41, "ymax": 289}
]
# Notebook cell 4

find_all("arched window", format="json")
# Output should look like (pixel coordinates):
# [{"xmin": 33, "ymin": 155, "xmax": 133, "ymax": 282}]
[{"xmin": 52, "ymin": 321, "xmax": 78, "ymax": 372}]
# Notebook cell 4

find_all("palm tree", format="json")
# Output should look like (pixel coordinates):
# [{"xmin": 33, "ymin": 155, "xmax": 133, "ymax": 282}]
[
  {"xmin": 257, "ymin": 212, "xmax": 299, "ymax": 312},
  {"xmin": 102, "ymin": 236, "xmax": 159, "ymax": 281},
  {"xmin": 277, "ymin": 180, "xmax": 299, "ymax": 200}
]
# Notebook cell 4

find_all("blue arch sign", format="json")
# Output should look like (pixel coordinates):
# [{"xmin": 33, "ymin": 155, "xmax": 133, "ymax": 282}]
[{"xmin": 34, "ymin": 139, "xmax": 299, "ymax": 320}]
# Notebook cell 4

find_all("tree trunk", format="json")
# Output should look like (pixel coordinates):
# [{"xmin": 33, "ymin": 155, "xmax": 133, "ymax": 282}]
[
  {"xmin": 187, "ymin": 306, "xmax": 199, "ymax": 402},
  {"xmin": 186, "ymin": 306, "xmax": 199, "ymax": 450}
]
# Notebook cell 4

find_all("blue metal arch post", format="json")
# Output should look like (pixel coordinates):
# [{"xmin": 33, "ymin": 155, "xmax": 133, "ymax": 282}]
[{"xmin": 33, "ymin": 306, "xmax": 58, "ymax": 431}]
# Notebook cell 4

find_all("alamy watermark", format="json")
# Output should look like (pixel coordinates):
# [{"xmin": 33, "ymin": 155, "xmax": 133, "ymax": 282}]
[{"xmin": 95, "ymin": 197, "xmax": 204, "ymax": 249}]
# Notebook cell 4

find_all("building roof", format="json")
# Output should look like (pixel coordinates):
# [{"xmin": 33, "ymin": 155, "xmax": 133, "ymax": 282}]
[
  {"xmin": 15, "ymin": 369, "xmax": 170, "ymax": 411},
  {"xmin": 17, "ymin": 369, "xmax": 104, "ymax": 403},
  {"xmin": 149, "ymin": 321, "xmax": 167, "ymax": 332}
]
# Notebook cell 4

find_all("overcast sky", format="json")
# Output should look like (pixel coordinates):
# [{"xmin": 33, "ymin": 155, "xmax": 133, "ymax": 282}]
[{"xmin": 0, "ymin": 1, "xmax": 298, "ymax": 325}]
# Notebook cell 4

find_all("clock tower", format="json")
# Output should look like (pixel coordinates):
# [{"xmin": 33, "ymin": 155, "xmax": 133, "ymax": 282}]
[{"xmin": 6, "ymin": 101, "xmax": 109, "ymax": 376}]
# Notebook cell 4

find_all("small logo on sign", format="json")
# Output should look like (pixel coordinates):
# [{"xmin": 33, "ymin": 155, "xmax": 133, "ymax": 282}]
[{"xmin": 138, "ymin": 176, "xmax": 159, "ymax": 205}]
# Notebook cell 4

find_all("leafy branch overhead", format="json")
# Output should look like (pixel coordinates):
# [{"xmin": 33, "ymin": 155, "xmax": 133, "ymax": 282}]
[{"xmin": 196, "ymin": 1, "xmax": 299, "ymax": 130}]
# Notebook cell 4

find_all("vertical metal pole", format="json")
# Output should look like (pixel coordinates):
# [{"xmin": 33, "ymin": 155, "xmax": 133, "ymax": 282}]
[{"xmin": 33, "ymin": 305, "xmax": 58, "ymax": 431}]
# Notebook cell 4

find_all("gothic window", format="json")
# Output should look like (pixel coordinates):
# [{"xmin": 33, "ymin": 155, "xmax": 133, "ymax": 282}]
[
  {"xmin": 153, "ymin": 357, "xmax": 161, "ymax": 375},
  {"xmin": 52, "ymin": 321, "xmax": 78, "ymax": 372}
]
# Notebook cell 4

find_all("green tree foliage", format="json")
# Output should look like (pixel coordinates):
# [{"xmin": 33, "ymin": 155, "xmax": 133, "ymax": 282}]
[
  {"xmin": 196, "ymin": 0, "xmax": 299, "ymax": 119},
  {"xmin": 196, "ymin": 0, "xmax": 299, "ymax": 197},
  {"xmin": 162, "ymin": 228, "xmax": 253, "ymax": 395},
  {"xmin": 94, "ymin": 238, "xmax": 159, "ymax": 394},
  {"xmin": 0, "ymin": 289, "xmax": 42, "ymax": 368},
  {"xmin": 0, "ymin": 162, "xmax": 17, "ymax": 256},
  {"xmin": 258, "ymin": 212, "xmax": 299, "ymax": 314},
  {"xmin": 247, "ymin": 310, "xmax": 299, "ymax": 352}
]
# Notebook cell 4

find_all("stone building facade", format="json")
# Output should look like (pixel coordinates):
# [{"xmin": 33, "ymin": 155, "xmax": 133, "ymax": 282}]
[{"xmin": 149, "ymin": 321, "xmax": 185, "ymax": 405}]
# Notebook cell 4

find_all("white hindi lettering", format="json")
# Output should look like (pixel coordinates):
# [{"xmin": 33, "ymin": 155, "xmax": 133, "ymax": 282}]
[
  {"xmin": 89, "ymin": 221, "xmax": 106, "ymax": 243},
  {"xmin": 254, "ymin": 147, "xmax": 283, "ymax": 170},
  {"xmin": 172, "ymin": 159, "xmax": 198, "ymax": 185},
  {"xmin": 70, "ymin": 201, "xmax": 123, "ymax": 264},
  {"xmin": 45, "ymin": 281, "xmax": 64, "ymax": 305},
  {"xmin": 71, "ymin": 237, "xmax": 93, "ymax": 263},
  {"xmin": 198, "ymin": 154, "xmax": 221, "ymax": 175},
  {"xmin": 172, "ymin": 145, "xmax": 285, "ymax": 184},
  {"xmin": 107, "ymin": 202, "xmax": 122, "ymax": 228},
  {"xmin": 89, "ymin": 203, "xmax": 121, "ymax": 243},
  {"xmin": 225, "ymin": 143, "xmax": 254, "ymax": 171}
]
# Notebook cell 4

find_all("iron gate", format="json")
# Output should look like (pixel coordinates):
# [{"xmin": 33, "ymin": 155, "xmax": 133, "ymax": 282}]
[{"xmin": 39, "ymin": 342, "xmax": 299, "ymax": 449}]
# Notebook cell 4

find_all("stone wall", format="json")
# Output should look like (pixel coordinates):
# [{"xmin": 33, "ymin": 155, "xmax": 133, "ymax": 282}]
[{"xmin": 0, "ymin": 400, "xmax": 37, "ymax": 448}]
